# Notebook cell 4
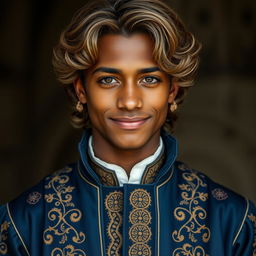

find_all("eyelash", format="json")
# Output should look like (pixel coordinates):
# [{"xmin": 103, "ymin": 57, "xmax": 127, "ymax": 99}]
[
  {"xmin": 141, "ymin": 76, "xmax": 161, "ymax": 85},
  {"xmin": 97, "ymin": 76, "xmax": 119, "ymax": 86},
  {"xmin": 97, "ymin": 76, "xmax": 161, "ymax": 87}
]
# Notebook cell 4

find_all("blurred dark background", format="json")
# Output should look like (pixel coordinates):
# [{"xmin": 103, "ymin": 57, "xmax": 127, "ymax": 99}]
[{"xmin": 0, "ymin": 0, "xmax": 255, "ymax": 204}]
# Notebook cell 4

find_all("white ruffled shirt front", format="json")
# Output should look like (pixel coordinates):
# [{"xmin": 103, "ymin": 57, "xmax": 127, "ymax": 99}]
[{"xmin": 88, "ymin": 136, "xmax": 163, "ymax": 186}]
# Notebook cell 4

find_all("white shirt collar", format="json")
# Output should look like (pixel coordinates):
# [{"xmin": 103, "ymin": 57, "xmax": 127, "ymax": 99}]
[{"xmin": 88, "ymin": 136, "xmax": 163, "ymax": 186}]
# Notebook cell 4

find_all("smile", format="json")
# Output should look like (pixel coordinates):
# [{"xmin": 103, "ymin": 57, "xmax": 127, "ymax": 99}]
[{"xmin": 109, "ymin": 117, "xmax": 151, "ymax": 130}]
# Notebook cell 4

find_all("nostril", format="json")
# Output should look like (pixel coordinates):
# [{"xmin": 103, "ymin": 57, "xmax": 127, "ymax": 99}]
[{"xmin": 117, "ymin": 97, "xmax": 143, "ymax": 110}]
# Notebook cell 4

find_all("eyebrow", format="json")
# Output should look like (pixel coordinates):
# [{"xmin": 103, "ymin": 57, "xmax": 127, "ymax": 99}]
[
  {"xmin": 92, "ymin": 67, "xmax": 121, "ymax": 74},
  {"xmin": 92, "ymin": 66, "xmax": 161, "ymax": 75},
  {"xmin": 138, "ymin": 67, "xmax": 161, "ymax": 74}
]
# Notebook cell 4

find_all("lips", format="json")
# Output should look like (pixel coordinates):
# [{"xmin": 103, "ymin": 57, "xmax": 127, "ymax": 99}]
[{"xmin": 109, "ymin": 116, "xmax": 151, "ymax": 129}]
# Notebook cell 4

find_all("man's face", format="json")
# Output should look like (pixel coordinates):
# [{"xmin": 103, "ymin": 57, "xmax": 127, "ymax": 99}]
[{"xmin": 75, "ymin": 33, "xmax": 178, "ymax": 151}]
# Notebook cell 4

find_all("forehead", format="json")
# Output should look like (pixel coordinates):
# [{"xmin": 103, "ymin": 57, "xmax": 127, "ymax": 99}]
[{"xmin": 96, "ymin": 33, "xmax": 156, "ymax": 66}]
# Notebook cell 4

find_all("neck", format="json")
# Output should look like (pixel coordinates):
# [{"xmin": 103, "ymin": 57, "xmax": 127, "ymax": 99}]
[{"xmin": 91, "ymin": 131, "xmax": 161, "ymax": 176}]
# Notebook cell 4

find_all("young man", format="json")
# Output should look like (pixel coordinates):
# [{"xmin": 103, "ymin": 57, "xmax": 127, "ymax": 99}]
[{"xmin": 0, "ymin": 0, "xmax": 255, "ymax": 255}]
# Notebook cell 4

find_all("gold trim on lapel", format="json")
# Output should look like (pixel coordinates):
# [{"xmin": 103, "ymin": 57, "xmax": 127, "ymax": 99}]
[
  {"xmin": 141, "ymin": 148, "xmax": 165, "ymax": 184},
  {"xmin": 87, "ymin": 146, "xmax": 165, "ymax": 187},
  {"xmin": 155, "ymin": 166, "xmax": 175, "ymax": 256},
  {"xmin": 105, "ymin": 191, "xmax": 124, "ymax": 255},
  {"xmin": 128, "ymin": 189, "xmax": 153, "ymax": 256},
  {"xmin": 88, "ymin": 155, "xmax": 119, "ymax": 186}
]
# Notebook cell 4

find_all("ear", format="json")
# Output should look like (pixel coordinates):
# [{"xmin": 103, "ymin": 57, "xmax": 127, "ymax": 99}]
[
  {"xmin": 168, "ymin": 80, "xmax": 179, "ymax": 104},
  {"xmin": 73, "ymin": 77, "xmax": 87, "ymax": 104}
]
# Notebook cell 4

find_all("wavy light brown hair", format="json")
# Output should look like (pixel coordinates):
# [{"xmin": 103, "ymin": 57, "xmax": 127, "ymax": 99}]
[{"xmin": 53, "ymin": 0, "xmax": 201, "ymax": 133}]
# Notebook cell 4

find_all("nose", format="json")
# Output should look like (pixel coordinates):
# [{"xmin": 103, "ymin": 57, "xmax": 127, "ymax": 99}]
[{"xmin": 116, "ymin": 82, "xmax": 143, "ymax": 110}]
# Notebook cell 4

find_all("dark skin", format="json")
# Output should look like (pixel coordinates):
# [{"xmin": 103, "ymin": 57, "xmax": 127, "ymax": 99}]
[{"xmin": 74, "ymin": 33, "xmax": 179, "ymax": 176}]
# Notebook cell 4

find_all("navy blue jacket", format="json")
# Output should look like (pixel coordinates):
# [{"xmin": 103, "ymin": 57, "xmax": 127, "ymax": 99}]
[{"xmin": 0, "ymin": 130, "xmax": 255, "ymax": 255}]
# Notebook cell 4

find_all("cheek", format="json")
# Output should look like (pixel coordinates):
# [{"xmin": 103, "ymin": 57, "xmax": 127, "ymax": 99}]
[
  {"xmin": 146, "ymin": 89, "xmax": 169, "ymax": 112},
  {"xmin": 86, "ymin": 89, "xmax": 114, "ymax": 115}
]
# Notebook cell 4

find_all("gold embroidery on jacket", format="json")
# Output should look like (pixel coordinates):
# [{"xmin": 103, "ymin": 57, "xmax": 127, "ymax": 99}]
[
  {"xmin": 51, "ymin": 245, "xmax": 86, "ymax": 256},
  {"xmin": 130, "ymin": 189, "xmax": 151, "ymax": 209},
  {"xmin": 173, "ymin": 244, "xmax": 207, "ymax": 256},
  {"xmin": 129, "ymin": 189, "xmax": 152, "ymax": 256},
  {"xmin": 141, "ymin": 150, "xmax": 165, "ymax": 184},
  {"xmin": 172, "ymin": 167, "xmax": 210, "ymax": 256},
  {"xmin": 89, "ymin": 159, "xmax": 119, "ymax": 186},
  {"xmin": 43, "ymin": 167, "xmax": 85, "ymax": 251},
  {"xmin": 0, "ymin": 221, "xmax": 10, "ymax": 255},
  {"xmin": 88, "ymin": 147, "xmax": 165, "ymax": 186},
  {"xmin": 248, "ymin": 213, "xmax": 256, "ymax": 255},
  {"xmin": 129, "ymin": 209, "xmax": 151, "ymax": 225},
  {"xmin": 105, "ymin": 191, "xmax": 123, "ymax": 256},
  {"xmin": 129, "ymin": 244, "xmax": 151, "ymax": 256}
]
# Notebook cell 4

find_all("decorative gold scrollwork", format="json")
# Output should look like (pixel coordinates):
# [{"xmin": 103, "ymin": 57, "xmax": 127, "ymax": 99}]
[
  {"xmin": 51, "ymin": 245, "xmax": 86, "ymax": 256},
  {"xmin": 248, "ymin": 213, "xmax": 256, "ymax": 255},
  {"xmin": 129, "ymin": 209, "xmax": 151, "ymax": 225},
  {"xmin": 130, "ymin": 189, "xmax": 151, "ymax": 209},
  {"xmin": 0, "ymin": 221, "xmax": 10, "ymax": 255},
  {"xmin": 173, "ymin": 243, "xmax": 208, "ymax": 256},
  {"xmin": 88, "ymin": 158, "xmax": 119, "ymax": 186},
  {"xmin": 106, "ymin": 192, "xmax": 123, "ymax": 213},
  {"xmin": 129, "ymin": 189, "xmax": 152, "ymax": 256},
  {"xmin": 129, "ymin": 243, "xmax": 151, "ymax": 256},
  {"xmin": 172, "ymin": 167, "xmax": 211, "ymax": 256},
  {"xmin": 43, "ymin": 167, "xmax": 86, "ymax": 254},
  {"xmin": 141, "ymin": 150, "xmax": 165, "ymax": 184},
  {"xmin": 129, "ymin": 224, "xmax": 152, "ymax": 243},
  {"xmin": 105, "ymin": 191, "xmax": 124, "ymax": 256}
]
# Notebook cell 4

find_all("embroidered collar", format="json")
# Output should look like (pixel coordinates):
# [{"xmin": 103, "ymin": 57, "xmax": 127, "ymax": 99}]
[
  {"xmin": 87, "ymin": 140, "xmax": 166, "ymax": 186},
  {"xmin": 78, "ymin": 129, "xmax": 177, "ymax": 186}
]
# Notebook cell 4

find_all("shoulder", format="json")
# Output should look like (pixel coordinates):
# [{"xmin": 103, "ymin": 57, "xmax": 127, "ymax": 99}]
[
  {"xmin": 0, "ymin": 163, "xmax": 79, "ymax": 254},
  {"xmin": 7, "ymin": 163, "xmax": 78, "ymax": 215},
  {"xmin": 173, "ymin": 161, "xmax": 256, "ymax": 238},
  {"xmin": 3, "ymin": 163, "xmax": 78, "ymax": 251},
  {"xmin": 5, "ymin": 164, "xmax": 78, "ymax": 238},
  {"xmin": 173, "ymin": 161, "xmax": 256, "ymax": 251},
  {"xmin": 174, "ymin": 160, "xmax": 250, "ymax": 207}
]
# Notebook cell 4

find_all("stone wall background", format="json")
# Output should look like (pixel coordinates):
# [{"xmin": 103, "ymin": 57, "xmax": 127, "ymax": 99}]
[{"xmin": 0, "ymin": 0, "xmax": 255, "ymax": 204}]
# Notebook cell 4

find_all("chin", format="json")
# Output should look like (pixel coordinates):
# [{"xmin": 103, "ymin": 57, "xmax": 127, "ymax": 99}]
[{"xmin": 110, "ymin": 133, "xmax": 153, "ymax": 150}]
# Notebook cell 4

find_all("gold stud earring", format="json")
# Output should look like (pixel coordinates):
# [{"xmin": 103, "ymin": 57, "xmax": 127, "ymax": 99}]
[
  {"xmin": 76, "ymin": 101, "xmax": 84, "ymax": 112},
  {"xmin": 170, "ymin": 101, "xmax": 177, "ymax": 112}
]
